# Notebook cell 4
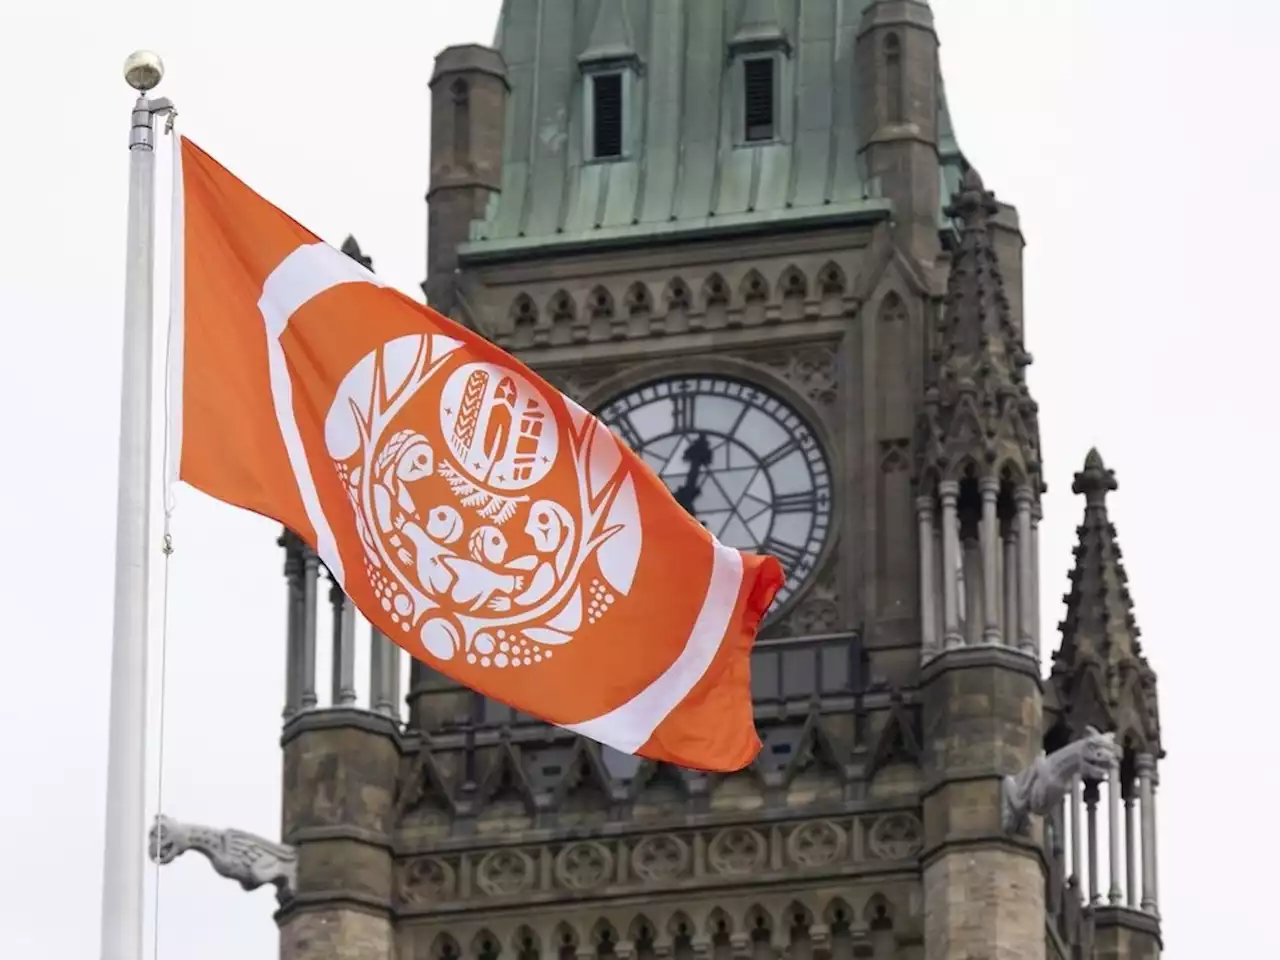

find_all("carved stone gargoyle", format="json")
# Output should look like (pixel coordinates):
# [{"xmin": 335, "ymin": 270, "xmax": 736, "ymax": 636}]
[
  {"xmin": 1001, "ymin": 726, "xmax": 1123, "ymax": 835},
  {"xmin": 148, "ymin": 814, "xmax": 298, "ymax": 903}
]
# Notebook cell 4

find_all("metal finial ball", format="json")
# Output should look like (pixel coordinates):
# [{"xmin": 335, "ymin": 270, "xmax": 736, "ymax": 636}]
[{"xmin": 123, "ymin": 51, "xmax": 164, "ymax": 92}]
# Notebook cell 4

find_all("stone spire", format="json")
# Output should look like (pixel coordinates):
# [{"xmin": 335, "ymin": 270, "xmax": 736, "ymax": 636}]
[
  {"xmin": 1049, "ymin": 449, "xmax": 1161, "ymax": 754},
  {"xmin": 581, "ymin": 0, "xmax": 637, "ymax": 61},
  {"xmin": 917, "ymin": 168, "xmax": 1042, "ymax": 492}
]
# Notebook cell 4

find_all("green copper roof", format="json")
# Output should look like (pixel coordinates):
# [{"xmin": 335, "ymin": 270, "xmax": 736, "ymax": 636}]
[{"xmin": 465, "ymin": 0, "xmax": 962, "ymax": 260}]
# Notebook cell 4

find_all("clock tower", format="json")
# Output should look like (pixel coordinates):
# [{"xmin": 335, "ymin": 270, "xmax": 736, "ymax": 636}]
[{"xmin": 272, "ymin": 3, "xmax": 1167, "ymax": 960}]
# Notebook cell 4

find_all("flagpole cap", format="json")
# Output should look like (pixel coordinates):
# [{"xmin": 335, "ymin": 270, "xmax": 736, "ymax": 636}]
[{"xmin": 123, "ymin": 51, "xmax": 164, "ymax": 92}]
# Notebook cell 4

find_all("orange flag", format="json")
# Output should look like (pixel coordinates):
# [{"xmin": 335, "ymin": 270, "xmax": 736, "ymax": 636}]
[{"xmin": 167, "ymin": 137, "xmax": 784, "ymax": 772}]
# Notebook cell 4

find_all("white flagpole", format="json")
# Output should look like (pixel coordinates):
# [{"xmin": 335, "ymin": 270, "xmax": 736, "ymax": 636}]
[{"xmin": 100, "ymin": 51, "xmax": 173, "ymax": 960}]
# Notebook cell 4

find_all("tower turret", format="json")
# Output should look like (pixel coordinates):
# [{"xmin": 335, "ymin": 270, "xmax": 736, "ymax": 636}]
[
  {"xmin": 916, "ymin": 166, "xmax": 1043, "ymax": 660},
  {"xmin": 913, "ymin": 168, "xmax": 1049, "ymax": 960},
  {"xmin": 1045, "ymin": 450, "xmax": 1164, "ymax": 960},
  {"xmin": 425, "ymin": 44, "xmax": 508, "ymax": 320},
  {"xmin": 857, "ymin": 0, "xmax": 942, "ymax": 257}
]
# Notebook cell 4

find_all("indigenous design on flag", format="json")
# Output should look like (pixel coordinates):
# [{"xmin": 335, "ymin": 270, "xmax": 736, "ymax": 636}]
[
  {"xmin": 326, "ymin": 334, "xmax": 642, "ymax": 669},
  {"xmin": 171, "ymin": 136, "xmax": 784, "ymax": 770}
]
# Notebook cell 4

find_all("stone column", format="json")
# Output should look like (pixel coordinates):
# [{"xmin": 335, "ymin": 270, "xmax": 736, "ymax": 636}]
[
  {"xmin": 300, "ymin": 547, "xmax": 320, "ymax": 710},
  {"xmin": 1030, "ymin": 501, "xmax": 1042, "ymax": 654},
  {"xmin": 1014, "ymin": 488, "xmax": 1035, "ymax": 657},
  {"xmin": 979, "ymin": 478, "xmax": 1000, "ymax": 645},
  {"xmin": 1108, "ymin": 750, "xmax": 1123, "ymax": 905},
  {"xmin": 1003, "ymin": 524, "xmax": 1018, "ymax": 648},
  {"xmin": 1085, "ymin": 780, "xmax": 1100, "ymax": 905},
  {"xmin": 917, "ymin": 495, "xmax": 939, "ymax": 661},
  {"xmin": 388, "ymin": 638, "xmax": 402, "ymax": 722},
  {"xmin": 1137, "ymin": 753, "xmax": 1156, "ymax": 914},
  {"xmin": 1070, "ymin": 778, "xmax": 1083, "ymax": 898},
  {"xmin": 1149, "ymin": 762, "xmax": 1161, "ymax": 916},
  {"xmin": 1124, "ymin": 777, "xmax": 1138, "ymax": 908},
  {"xmin": 371, "ymin": 628, "xmax": 395, "ymax": 716},
  {"xmin": 939, "ymin": 481, "xmax": 963, "ymax": 649},
  {"xmin": 280, "ymin": 530, "xmax": 305, "ymax": 720},
  {"xmin": 329, "ymin": 576, "xmax": 357, "ymax": 707}
]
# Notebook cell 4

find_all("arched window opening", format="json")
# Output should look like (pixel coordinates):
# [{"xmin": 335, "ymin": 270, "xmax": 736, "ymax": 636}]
[
  {"xmin": 451, "ymin": 78, "xmax": 472, "ymax": 168},
  {"xmin": 884, "ymin": 34, "xmax": 904, "ymax": 123}
]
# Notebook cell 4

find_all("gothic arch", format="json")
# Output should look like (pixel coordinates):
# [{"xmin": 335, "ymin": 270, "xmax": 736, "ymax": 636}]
[
  {"xmin": 626, "ymin": 281, "xmax": 654, "ymax": 315},
  {"xmin": 554, "ymin": 922, "xmax": 580, "ymax": 960},
  {"xmin": 433, "ymin": 933, "xmax": 462, "ymax": 960},
  {"xmin": 702, "ymin": 272, "xmax": 730, "ymax": 307},
  {"xmin": 785, "ymin": 901, "xmax": 815, "ymax": 945},
  {"xmin": 592, "ymin": 919, "xmax": 619, "ymax": 957},
  {"xmin": 628, "ymin": 915, "xmax": 657, "ymax": 947},
  {"xmin": 548, "ymin": 289, "xmax": 577, "ymax": 327},
  {"xmin": 816, "ymin": 260, "xmax": 847, "ymax": 297},
  {"xmin": 878, "ymin": 290, "xmax": 907, "ymax": 323},
  {"xmin": 588, "ymin": 285, "xmax": 616, "ymax": 321},
  {"xmin": 706, "ymin": 907, "xmax": 733, "ymax": 941},
  {"xmin": 471, "ymin": 931, "xmax": 502, "ymax": 960},
  {"xmin": 778, "ymin": 265, "xmax": 808, "ymax": 300},
  {"xmin": 509, "ymin": 293, "xmax": 541, "ymax": 346},
  {"xmin": 451, "ymin": 77, "xmax": 473, "ymax": 171},
  {"xmin": 863, "ymin": 893, "xmax": 894, "ymax": 931},
  {"xmin": 996, "ymin": 458, "xmax": 1031, "ymax": 490},
  {"xmin": 667, "ymin": 911, "xmax": 695, "ymax": 942},
  {"xmin": 741, "ymin": 268, "xmax": 769, "ymax": 303},
  {"xmin": 665, "ymin": 277, "xmax": 692, "ymax": 312},
  {"xmin": 883, "ymin": 32, "xmax": 904, "ymax": 123},
  {"xmin": 511, "ymin": 927, "xmax": 540, "ymax": 960},
  {"xmin": 823, "ymin": 898, "xmax": 854, "ymax": 928},
  {"xmin": 744, "ymin": 904, "xmax": 773, "ymax": 941}
]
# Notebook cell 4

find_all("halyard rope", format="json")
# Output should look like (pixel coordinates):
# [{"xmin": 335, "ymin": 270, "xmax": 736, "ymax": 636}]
[{"xmin": 152, "ymin": 116, "xmax": 179, "ymax": 960}]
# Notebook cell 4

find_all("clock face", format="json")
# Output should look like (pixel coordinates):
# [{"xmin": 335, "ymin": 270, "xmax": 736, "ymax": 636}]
[{"xmin": 596, "ymin": 375, "xmax": 832, "ymax": 610}]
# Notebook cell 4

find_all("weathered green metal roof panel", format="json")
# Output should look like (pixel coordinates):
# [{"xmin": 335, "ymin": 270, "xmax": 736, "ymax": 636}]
[{"xmin": 467, "ymin": 0, "xmax": 962, "ymax": 257}]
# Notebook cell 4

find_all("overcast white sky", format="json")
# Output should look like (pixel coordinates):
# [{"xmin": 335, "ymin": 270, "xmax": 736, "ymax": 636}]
[{"xmin": 1, "ymin": 1, "xmax": 1276, "ymax": 958}]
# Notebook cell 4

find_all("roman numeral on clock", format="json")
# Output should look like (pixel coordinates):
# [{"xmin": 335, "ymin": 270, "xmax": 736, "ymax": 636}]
[
  {"xmin": 773, "ymin": 490, "xmax": 818, "ymax": 514},
  {"xmin": 671, "ymin": 393, "xmax": 696, "ymax": 432},
  {"xmin": 761, "ymin": 538, "xmax": 807, "ymax": 571}
]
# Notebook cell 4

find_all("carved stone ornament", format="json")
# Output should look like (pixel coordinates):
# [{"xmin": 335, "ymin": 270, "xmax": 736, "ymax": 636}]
[
  {"xmin": 555, "ymin": 841, "xmax": 614, "ymax": 890},
  {"xmin": 1002, "ymin": 726, "xmax": 1123, "ymax": 835},
  {"xmin": 148, "ymin": 814, "xmax": 297, "ymax": 903},
  {"xmin": 400, "ymin": 856, "xmax": 457, "ymax": 905},
  {"xmin": 778, "ymin": 569, "xmax": 840, "ymax": 637},
  {"xmin": 708, "ymin": 827, "xmax": 767, "ymax": 875},
  {"xmin": 867, "ymin": 812, "xmax": 923, "ymax": 860},
  {"xmin": 476, "ymin": 848, "xmax": 537, "ymax": 896},
  {"xmin": 631, "ymin": 833, "xmax": 691, "ymax": 883},
  {"xmin": 749, "ymin": 345, "xmax": 839, "ymax": 407},
  {"xmin": 787, "ymin": 819, "xmax": 846, "ymax": 868}
]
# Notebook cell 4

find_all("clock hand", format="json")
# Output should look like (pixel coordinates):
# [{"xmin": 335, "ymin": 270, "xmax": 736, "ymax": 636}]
[{"xmin": 672, "ymin": 433, "xmax": 713, "ymax": 517}]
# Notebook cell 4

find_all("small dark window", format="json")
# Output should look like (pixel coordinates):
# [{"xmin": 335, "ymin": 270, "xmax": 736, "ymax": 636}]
[
  {"xmin": 885, "ymin": 33, "xmax": 904, "ymax": 122},
  {"xmin": 592, "ymin": 73, "xmax": 624, "ymax": 159},
  {"xmin": 744, "ymin": 57, "xmax": 776, "ymax": 142},
  {"xmin": 450, "ymin": 78, "xmax": 471, "ymax": 167}
]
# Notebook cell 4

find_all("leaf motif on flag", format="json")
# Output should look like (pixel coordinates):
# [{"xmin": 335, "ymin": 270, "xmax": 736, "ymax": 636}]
[{"xmin": 326, "ymin": 338, "xmax": 644, "ymax": 671}]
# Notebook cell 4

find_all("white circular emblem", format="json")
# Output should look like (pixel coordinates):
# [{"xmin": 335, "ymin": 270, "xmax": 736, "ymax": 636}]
[{"xmin": 324, "ymin": 334, "xmax": 643, "ymax": 669}]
